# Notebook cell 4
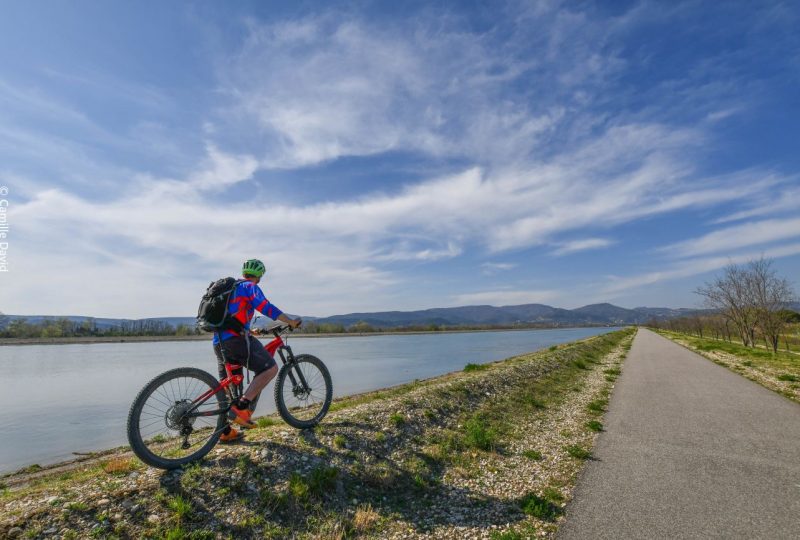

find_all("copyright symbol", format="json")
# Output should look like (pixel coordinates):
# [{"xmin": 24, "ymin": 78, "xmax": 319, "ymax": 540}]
[{"xmin": 0, "ymin": 186, "xmax": 7, "ymax": 195}]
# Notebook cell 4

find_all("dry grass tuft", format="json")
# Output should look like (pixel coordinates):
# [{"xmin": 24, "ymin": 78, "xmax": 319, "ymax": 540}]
[{"xmin": 352, "ymin": 503, "xmax": 380, "ymax": 533}]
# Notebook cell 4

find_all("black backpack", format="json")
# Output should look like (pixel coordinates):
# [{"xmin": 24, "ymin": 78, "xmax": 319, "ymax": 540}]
[{"xmin": 196, "ymin": 277, "xmax": 246, "ymax": 333}]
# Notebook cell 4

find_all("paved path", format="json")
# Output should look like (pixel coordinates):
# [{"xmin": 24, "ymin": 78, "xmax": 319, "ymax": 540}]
[{"xmin": 559, "ymin": 329, "xmax": 800, "ymax": 540}]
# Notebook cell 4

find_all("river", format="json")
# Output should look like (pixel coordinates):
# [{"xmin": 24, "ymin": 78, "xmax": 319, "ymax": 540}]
[{"xmin": 0, "ymin": 327, "xmax": 618, "ymax": 473}]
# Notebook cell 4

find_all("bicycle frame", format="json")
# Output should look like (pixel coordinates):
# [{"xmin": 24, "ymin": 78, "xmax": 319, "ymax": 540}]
[{"xmin": 183, "ymin": 328, "xmax": 310, "ymax": 420}]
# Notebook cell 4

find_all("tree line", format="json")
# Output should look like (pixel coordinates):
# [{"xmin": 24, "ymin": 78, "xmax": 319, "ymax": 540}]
[
  {"xmin": 647, "ymin": 257, "xmax": 798, "ymax": 353},
  {"xmin": 0, "ymin": 315, "xmax": 201, "ymax": 339}
]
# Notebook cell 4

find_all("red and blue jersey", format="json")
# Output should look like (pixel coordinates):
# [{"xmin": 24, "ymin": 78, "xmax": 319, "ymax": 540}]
[{"xmin": 212, "ymin": 280, "xmax": 283, "ymax": 344}]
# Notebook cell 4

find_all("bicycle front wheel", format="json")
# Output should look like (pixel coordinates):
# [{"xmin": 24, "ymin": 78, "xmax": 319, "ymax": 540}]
[
  {"xmin": 127, "ymin": 367, "xmax": 226, "ymax": 469},
  {"xmin": 274, "ymin": 354, "xmax": 332, "ymax": 429}
]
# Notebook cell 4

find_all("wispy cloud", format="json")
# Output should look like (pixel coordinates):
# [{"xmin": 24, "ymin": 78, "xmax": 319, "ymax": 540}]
[
  {"xmin": 452, "ymin": 289, "xmax": 560, "ymax": 307},
  {"xmin": 551, "ymin": 238, "xmax": 614, "ymax": 256},
  {"xmin": 660, "ymin": 217, "xmax": 800, "ymax": 259}
]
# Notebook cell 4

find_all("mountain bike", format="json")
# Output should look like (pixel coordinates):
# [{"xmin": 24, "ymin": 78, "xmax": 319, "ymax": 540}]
[{"xmin": 126, "ymin": 323, "xmax": 332, "ymax": 469}]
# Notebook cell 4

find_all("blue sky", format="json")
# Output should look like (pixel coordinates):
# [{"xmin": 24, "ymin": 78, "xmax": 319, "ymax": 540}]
[{"xmin": 0, "ymin": 0, "xmax": 799, "ymax": 318}]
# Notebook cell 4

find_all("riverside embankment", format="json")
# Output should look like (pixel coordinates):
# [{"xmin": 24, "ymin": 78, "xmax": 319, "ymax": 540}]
[{"xmin": 1, "ymin": 328, "xmax": 634, "ymax": 539}]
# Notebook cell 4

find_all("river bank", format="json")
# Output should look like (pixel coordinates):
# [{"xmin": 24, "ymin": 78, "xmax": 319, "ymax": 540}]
[{"xmin": 1, "ymin": 328, "xmax": 635, "ymax": 539}]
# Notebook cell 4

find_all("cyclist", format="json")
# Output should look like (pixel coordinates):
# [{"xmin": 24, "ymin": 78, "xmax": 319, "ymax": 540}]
[{"xmin": 214, "ymin": 259, "xmax": 301, "ymax": 443}]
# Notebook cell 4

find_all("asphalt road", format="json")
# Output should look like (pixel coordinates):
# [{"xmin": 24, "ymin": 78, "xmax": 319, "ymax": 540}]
[{"xmin": 559, "ymin": 329, "xmax": 800, "ymax": 540}]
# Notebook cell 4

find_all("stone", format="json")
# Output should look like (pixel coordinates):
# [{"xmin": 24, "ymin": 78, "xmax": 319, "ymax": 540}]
[
  {"xmin": 7, "ymin": 528, "xmax": 22, "ymax": 538},
  {"xmin": 97, "ymin": 498, "xmax": 110, "ymax": 506},
  {"xmin": 147, "ymin": 514, "xmax": 160, "ymax": 524}
]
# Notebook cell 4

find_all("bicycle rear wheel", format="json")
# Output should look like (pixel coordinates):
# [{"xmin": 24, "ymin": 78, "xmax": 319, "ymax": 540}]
[
  {"xmin": 274, "ymin": 354, "xmax": 332, "ymax": 429},
  {"xmin": 127, "ymin": 367, "xmax": 226, "ymax": 469}
]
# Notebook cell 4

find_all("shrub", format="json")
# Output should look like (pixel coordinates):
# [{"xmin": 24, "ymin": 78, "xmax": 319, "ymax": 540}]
[{"xmin": 464, "ymin": 363, "xmax": 489, "ymax": 372}]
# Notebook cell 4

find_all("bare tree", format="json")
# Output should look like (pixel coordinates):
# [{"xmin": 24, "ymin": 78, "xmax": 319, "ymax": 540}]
[
  {"xmin": 695, "ymin": 263, "xmax": 758, "ymax": 347},
  {"xmin": 747, "ymin": 257, "xmax": 796, "ymax": 353}
]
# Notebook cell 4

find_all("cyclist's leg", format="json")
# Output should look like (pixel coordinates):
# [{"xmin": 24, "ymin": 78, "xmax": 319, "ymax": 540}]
[
  {"xmin": 241, "ymin": 335, "xmax": 278, "ymax": 405},
  {"xmin": 214, "ymin": 340, "xmax": 243, "ymax": 436}
]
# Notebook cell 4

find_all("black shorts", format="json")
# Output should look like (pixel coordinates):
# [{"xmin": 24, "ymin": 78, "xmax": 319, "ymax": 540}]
[{"xmin": 213, "ymin": 334, "xmax": 277, "ymax": 378}]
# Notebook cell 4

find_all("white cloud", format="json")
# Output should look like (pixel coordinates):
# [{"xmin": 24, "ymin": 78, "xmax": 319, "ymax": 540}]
[
  {"xmin": 602, "ymin": 242, "xmax": 800, "ymax": 296},
  {"xmin": 661, "ymin": 217, "xmax": 800, "ymax": 259},
  {"xmin": 481, "ymin": 262, "xmax": 517, "ymax": 275},
  {"xmin": 452, "ymin": 289, "xmax": 560, "ymax": 307},
  {"xmin": 551, "ymin": 238, "xmax": 614, "ymax": 256}
]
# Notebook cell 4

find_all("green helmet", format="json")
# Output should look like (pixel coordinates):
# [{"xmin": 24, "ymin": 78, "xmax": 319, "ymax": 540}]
[{"xmin": 242, "ymin": 258, "xmax": 266, "ymax": 277}]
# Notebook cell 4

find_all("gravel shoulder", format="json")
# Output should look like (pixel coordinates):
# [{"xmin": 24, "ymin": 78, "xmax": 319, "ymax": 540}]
[{"xmin": 1, "ymin": 329, "xmax": 635, "ymax": 540}]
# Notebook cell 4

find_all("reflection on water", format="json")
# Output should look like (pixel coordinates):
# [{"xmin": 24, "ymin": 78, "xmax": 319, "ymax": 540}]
[{"xmin": 0, "ymin": 327, "xmax": 617, "ymax": 472}]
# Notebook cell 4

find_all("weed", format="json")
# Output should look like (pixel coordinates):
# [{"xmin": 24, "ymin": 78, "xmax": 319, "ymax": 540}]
[
  {"xmin": 741, "ymin": 360, "xmax": 754, "ymax": 367},
  {"xmin": 572, "ymin": 359, "xmax": 589, "ymax": 370},
  {"xmin": 375, "ymin": 431, "xmax": 386, "ymax": 443},
  {"xmin": 519, "ymin": 492, "xmax": 562, "ymax": 521},
  {"xmin": 464, "ymin": 363, "xmax": 489, "ymax": 372},
  {"xmin": 778, "ymin": 373, "xmax": 799, "ymax": 382},
  {"xmin": 603, "ymin": 367, "xmax": 621, "ymax": 376},
  {"xmin": 389, "ymin": 413, "xmax": 406, "ymax": 427},
  {"xmin": 333, "ymin": 434, "xmax": 347, "ymax": 449},
  {"xmin": 423, "ymin": 408, "xmax": 436, "ymax": 420},
  {"xmin": 586, "ymin": 420, "xmax": 603, "ymax": 432},
  {"xmin": 163, "ymin": 526, "xmax": 187, "ymax": 540},
  {"xmin": 181, "ymin": 462, "xmax": 203, "ymax": 490},
  {"xmin": 549, "ymin": 345, "xmax": 558, "ymax": 351},
  {"xmin": 522, "ymin": 449, "xmax": 542, "ymax": 461},
  {"xmin": 288, "ymin": 473, "xmax": 309, "ymax": 501},
  {"xmin": 308, "ymin": 465, "xmax": 338, "ymax": 496},
  {"xmin": 167, "ymin": 494, "xmax": 193, "ymax": 522},
  {"xmin": 463, "ymin": 415, "xmax": 497, "ymax": 451},
  {"xmin": 21, "ymin": 464, "xmax": 42, "ymax": 474},
  {"xmin": 236, "ymin": 454, "xmax": 251, "ymax": 473},
  {"xmin": 566, "ymin": 444, "xmax": 591, "ymax": 460}
]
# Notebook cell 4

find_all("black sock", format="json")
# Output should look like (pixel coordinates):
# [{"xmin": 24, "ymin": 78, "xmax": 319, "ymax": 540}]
[{"xmin": 236, "ymin": 398, "xmax": 251, "ymax": 410}]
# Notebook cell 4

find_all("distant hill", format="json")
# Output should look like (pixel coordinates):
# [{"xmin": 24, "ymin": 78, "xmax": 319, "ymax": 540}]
[
  {"xmin": 0, "ymin": 302, "xmax": 709, "ymax": 331},
  {"xmin": 307, "ymin": 302, "xmax": 701, "ymax": 328}
]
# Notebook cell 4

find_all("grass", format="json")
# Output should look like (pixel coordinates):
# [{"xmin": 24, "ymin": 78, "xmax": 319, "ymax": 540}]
[
  {"xmin": 777, "ymin": 373, "xmax": 799, "ymax": 382},
  {"xmin": 518, "ymin": 490, "xmax": 563, "ymax": 521},
  {"xmin": 256, "ymin": 416, "xmax": 278, "ymax": 428},
  {"xmin": 333, "ymin": 434, "xmax": 347, "ymax": 448},
  {"xmin": 522, "ymin": 449, "xmax": 543, "ymax": 461},
  {"xmin": 375, "ymin": 431, "xmax": 386, "ymax": 443},
  {"xmin": 167, "ymin": 494, "xmax": 193, "ymax": 522},
  {"xmin": 289, "ymin": 465, "xmax": 338, "ymax": 502},
  {"xmin": 463, "ymin": 414, "xmax": 497, "ymax": 451},
  {"xmin": 389, "ymin": 412, "xmax": 406, "ymax": 427},
  {"xmin": 586, "ymin": 398, "xmax": 607, "ymax": 414}
]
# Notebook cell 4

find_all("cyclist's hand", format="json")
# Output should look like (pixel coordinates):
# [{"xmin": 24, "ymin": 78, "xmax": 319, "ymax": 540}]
[{"xmin": 288, "ymin": 318, "xmax": 302, "ymax": 329}]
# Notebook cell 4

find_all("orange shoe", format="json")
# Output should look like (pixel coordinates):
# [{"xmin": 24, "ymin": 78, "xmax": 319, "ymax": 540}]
[
  {"xmin": 229, "ymin": 405, "xmax": 257, "ymax": 428},
  {"xmin": 219, "ymin": 428, "xmax": 245, "ymax": 444}
]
